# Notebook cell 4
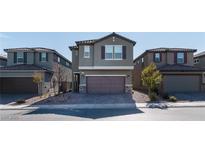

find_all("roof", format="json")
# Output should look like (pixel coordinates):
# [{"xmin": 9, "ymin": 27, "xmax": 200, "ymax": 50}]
[
  {"xmin": 0, "ymin": 64, "xmax": 53, "ymax": 72},
  {"xmin": 134, "ymin": 47, "xmax": 197, "ymax": 62},
  {"xmin": 69, "ymin": 46, "xmax": 79, "ymax": 50},
  {"xmin": 75, "ymin": 39, "xmax": 97, "ymax": 45},
  {"xmin": 69, "ymin": 32, "xmax": 136, "ymax": 50},
  {"xmin": 0, "ymin": 55, "xmax": 7, "ymax": 60},
  {"xmin": 194, "ymin": 51, "xmax": 205, "ymax": 58},
  {"xmin": 146, "ymin": 48, "xmax": 197, "ymax": 52},
  {"xmin": 158, "ymin": 64, "xmax": 205, "ymax": 72},
  {"xmin": 4, "ymin": 47, "xmax": 71, "ymax": 64}
]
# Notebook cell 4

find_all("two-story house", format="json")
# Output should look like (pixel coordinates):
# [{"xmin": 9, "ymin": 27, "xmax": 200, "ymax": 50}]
[
  {"xmin": 0, "ymin": 47, "xmax": 72, "ymax": 95},
  {"xmin": 194, "ymin": 51, "xmax": 205, "ymax": 68},
  {"xmin": 0, "ymin": 55, "xmax": 7, "ymax": 67},
  {"xmin": 69, "ymin": 33, "xmax": 136, "ymax": 94},
  {"xmin": 133, "ymin": 48, "xmax": 205, "ymax": 93}
]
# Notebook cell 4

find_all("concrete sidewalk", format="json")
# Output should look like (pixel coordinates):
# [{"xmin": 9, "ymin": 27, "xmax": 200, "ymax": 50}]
[{"xmin": 1, "ymin": 101, "xmax": 205, "ymax": 110}]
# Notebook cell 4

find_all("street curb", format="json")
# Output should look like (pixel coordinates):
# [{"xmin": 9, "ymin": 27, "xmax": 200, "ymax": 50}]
[{"xmin": 1, "ymin": 103, "xmax": 205, "ymax": 110}]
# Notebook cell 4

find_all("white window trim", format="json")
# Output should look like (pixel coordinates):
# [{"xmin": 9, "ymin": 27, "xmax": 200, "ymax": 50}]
[
  {"xmin": 79, "ymin": 66, "xmax": 133, "ymax": 70},
  {"xmin": 41, "ymin": 52, "xmax": 47, "ymax": 62},
  {"xmin": 177, "ymin": 52, "xmax": 185, "ymax": 64},
  {"xmin": 154, "ymin": 53, "xmax": 161, "ymax": 62},
  {"xmin": 84, "ymin": 46, "xmax": 90, "ymax": 58},
  {"xmin": 105, "ymin": 45, "xmax": 123, "ymax": 60},
  {"xmin": 17, "ymin": 52, "xmax": 24, "ymax": 64}
]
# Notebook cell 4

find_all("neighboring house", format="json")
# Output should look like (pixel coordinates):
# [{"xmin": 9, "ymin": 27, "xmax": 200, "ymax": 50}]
[
  {"xmin": 133, "ymin": 48, "xmax": 205, "ymax": 93},
  {"xmin": 194, "ymin": 51, "xmax": 205, "ymax": 68},
  {"xmin": 0, "ymin": 55, "xmax": 7, "ymax": 67},
  {"xmin": 0, "ymin": 47, "xmax": 72, "ymax": 94},
  {"xmin": 69, "ymin": 32, "xmax": 136, "ymax": 94}
]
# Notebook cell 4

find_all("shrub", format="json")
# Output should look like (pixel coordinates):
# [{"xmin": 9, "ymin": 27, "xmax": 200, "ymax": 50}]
[
  {"xmin": 162, "ymin": 93, "xmax": 169, "ymax": 99},
  {"xmin": 168, "ymin": 96, "xmax": 177, "ymax": 102},
  {"xmin": 149, "ymin": 92, "xmax": 158, "ymax": 101},
  {"xmin": 141, "ymin": 63, "xmax": 162, "ymax": 100},
  {"xmin": 16, "ymin": 99, "xmax": 26, "ymax": 104}
]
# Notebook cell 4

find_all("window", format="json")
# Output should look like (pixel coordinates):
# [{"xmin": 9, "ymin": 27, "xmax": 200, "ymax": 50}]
[
  {"xmin": 114, "ymin": 45, "xmax": 122, "ymax": 59},
  {"xmin": 203, "ymin": 73, "xmax": 205, "ymax": 84},
  {"xmin": 105, "ymin": 45, "xmax": 122, "ymax": 60},
  {"xmin": 58, "ymin": 57, "xmax": 60, "ymax": 63},
  {"xmin": 177, "ymin": 52, "xmax": 184, "ymax": 64},
  {"xmin": 84, "ymin": 46, "xmax": 90, "ymax": 58},
  {"xmin": 154, "ymin": 53, "xmax": 161, "ymax": 62},
  {"xmin": 41, "ymin": 52, "xmax": 47, "ymax": 62},
  {"xmin": 141, "ymin": 57, "xmax": 144, "ymax": 63},
  {"xmin": 17, "ymin": 52, "xmax": 24, "ymax": 63},
  {"xmin": 66, "ymin": 62, "xmax": 70, "ymax": 67}
]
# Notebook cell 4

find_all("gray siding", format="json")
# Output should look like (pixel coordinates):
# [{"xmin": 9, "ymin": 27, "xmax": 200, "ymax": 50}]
[
  {"xmin": 194, "ymin": 56, "xmax": 205, "ymax": 68},
  {"xmin": 0, "ymin": 58, "xmax": 7, "ymax": 67},
  {"xmin": 79, "ymin": 45, "xmax": 94, "ymax": 66},
  {"xmin": 94, "ymin": 36, "xmax": 133, "ymax": 66},
  {"xmin": 7, "ymin": 52, "xmax": 14, "ymax": 66},
  {"xmin": 35, "ymin": 52, "xmax": 53, "ymax": 70}
]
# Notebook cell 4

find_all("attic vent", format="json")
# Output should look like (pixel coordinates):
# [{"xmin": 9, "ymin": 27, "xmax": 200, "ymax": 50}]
[{"xmin": 113, "ymin": 36, "xmax": 115, "ymax": 42}]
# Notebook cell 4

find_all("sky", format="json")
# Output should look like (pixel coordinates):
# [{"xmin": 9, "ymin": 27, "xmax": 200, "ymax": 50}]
[{"xmin": 0, "ymin": 32, "xmax": 205, "ymax": 61}]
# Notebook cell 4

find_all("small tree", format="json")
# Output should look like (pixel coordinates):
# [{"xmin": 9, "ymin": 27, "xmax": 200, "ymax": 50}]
[
  {"xmin": 33, "ymin": 72, "xmax": 43, "ymax": 95},
  {"xmin": 141, "ymin": 63, "xmax": 162, "ymax": 100}
]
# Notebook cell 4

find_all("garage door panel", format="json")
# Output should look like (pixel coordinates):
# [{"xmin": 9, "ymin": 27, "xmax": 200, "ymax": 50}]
[
  {"xmin": 87, "ymin": 76, "xmax": 125, "ymax": 94},
  {"xmin": 163, "ymin": 75, "xmax": 200, "ymax": 93},
  {"xmin": 0, "ymin": 77, "xmax": 38, "ymax": 94}
]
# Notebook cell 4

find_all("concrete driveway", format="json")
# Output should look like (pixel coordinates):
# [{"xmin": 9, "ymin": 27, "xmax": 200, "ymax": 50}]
[
  {"xmin": 35, "ymin": 93, "xmax": 137, "ymax": 105},
  {"xmin": 0, "ymin": 94, "xmax": 36, "ymax": 105}
]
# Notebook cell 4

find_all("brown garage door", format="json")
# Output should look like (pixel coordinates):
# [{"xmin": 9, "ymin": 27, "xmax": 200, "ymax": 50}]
[
  {"xmin": 163, "ymin": 75, "xmax": 200, "ymax": 93},
  {"xmin": 87, "ymin": 76, "xmax": 125, "ymax": 94},
  {"xmin": 0, "ymin": 77, "xmax": 38, "ymax": 94}
]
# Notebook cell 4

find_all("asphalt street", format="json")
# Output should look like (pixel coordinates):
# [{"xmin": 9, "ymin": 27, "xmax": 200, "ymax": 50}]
[{"xmin": 1, "ymin": 107, "xmax": 205, "ymax": 121}]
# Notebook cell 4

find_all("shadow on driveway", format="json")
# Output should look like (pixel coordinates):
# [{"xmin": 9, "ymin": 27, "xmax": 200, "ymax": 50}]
[
  {"xmin": 23, "ymin": 108, "xmax": 144, "ymax": 119},
  {"xmin": 0, "ymin": 94, "xmax": 36, "ymax": 105},
  {"xmin": 24, "ymin": 93, "xmax": 144, "ymax": 120}
]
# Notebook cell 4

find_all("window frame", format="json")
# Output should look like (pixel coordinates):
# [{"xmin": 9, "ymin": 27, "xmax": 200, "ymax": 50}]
[
  {"xmin": 154, "ymin": 52, "xmax": 161, "ymax": 62},
  {"xmin": 105, "ymin": 45, "xmax": 122, "ymax": 60},
  {"xmin": 177, "ymin": 52, "xmax": 185, "ymax": 64},
  {"xmin": 84, "ymin": 46, "xmax": 90, "ymax": 58},
  {"xmin": 17, "ymin": 52, "xmax": 24, "ymax": 64},
  {"xmin": 41, "ymin": 52, "xmax": 48, "ymax": 62}
]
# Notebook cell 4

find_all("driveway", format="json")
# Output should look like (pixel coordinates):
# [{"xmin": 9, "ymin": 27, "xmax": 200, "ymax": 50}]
[
  {"xmin": 171, "ymin": 92, "xmax": 205, "ymax": 102},
  {"xmin": 0, "ymin": 94, "xmax": 37, "ymax": 105},
  {"xmin": 35, "ymin": 92, "xmax": 139, "ymax": 105}
]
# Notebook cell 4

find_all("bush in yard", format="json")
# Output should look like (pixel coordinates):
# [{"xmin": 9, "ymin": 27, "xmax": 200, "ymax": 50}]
[
  {"xmin": 16, "ymin": 99, "xmax": 26, "ymax": 104},
  {"xmin": 168, "ymin": 96, "xmax": 177, "ymax": 102},
  {"xmin": 141, "ymin": 63, "xmax": 162, "ymax": 101},
  {"xmin": 149, "ymin": 92, "xmax": 158, "ymax": 101}
]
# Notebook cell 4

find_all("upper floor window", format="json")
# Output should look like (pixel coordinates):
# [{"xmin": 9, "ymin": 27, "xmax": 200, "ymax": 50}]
[
  {"xmin": 84, "ymin": 46, "xmax": 90, "ymax": 58},
  {"xmin": 17, "ymin": 52, "xmax": 24, "ymax": 63},
  {"xmin": 141, "ymin": 57, "xmax": 144, "ymax": 63},
  {"xmin": 58, "ymin": 57, "xmax": 60, "ymax": 63},
  {"xmin": 105, "ymin": 45, "xmax": 122, "ymax": 60},
  {"xmin": 154, "ymin": 53, "xmax": 161, "ymax": 62},
  {"xmin": 40, "ymin": 52, "xmax": 48, "ymax": 62},
  {"xmin": 177, "ymin": 52, "xmax": 185, "ymax": 64}
]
